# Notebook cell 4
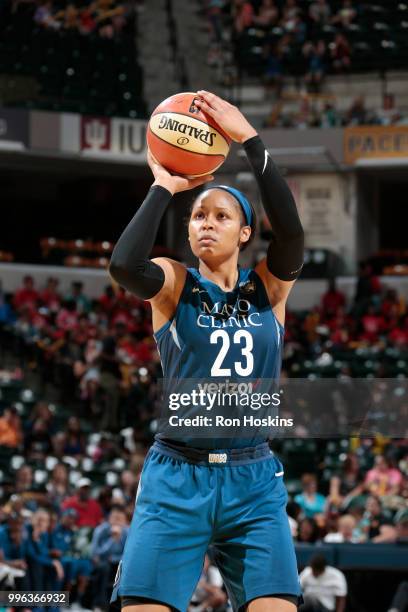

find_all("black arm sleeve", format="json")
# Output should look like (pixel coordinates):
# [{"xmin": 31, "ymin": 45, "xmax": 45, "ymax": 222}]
[
  {"xmin": 109, "ymin": 185, "xmax": 172, "ymax": 299},
  {"xmin": 243, "ymin": 135, "xmax": 304, "ymax": 281}
]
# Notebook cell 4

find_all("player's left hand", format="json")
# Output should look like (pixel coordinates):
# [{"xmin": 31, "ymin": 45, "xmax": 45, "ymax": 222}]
[{"xmin": 195, "ymin": 90, "xmax": 258, "ymax": 143}]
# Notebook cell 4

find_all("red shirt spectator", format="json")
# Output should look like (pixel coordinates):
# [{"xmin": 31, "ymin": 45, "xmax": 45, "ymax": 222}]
[
  {"xmin": 99, "ymin": 285, "xmax": 116, "ymax": 314},
  {"xmin": 13, "ymin": 276, "xmax": 39, "ymax": 311},
  {"xmin": 40, "ymin": 277, "xmax": 61, "ymax": 312},
  {"xmin": 233, "ymin": 0, "xmax": 254, "ymax": 33},
  {"xmin": 62, "ymin": 478, "xmax": 103, "ymax": 528},
  {"xmin": 361, "ymin": 307, "xmax": 385, "ymax": 342},
  {"xmin": 56, "ymin": 300, "xmax": 79, "ymax": 330},
  {"xmin": 321, "ymin": 280, "xmax": 346, "ymax": 316}
]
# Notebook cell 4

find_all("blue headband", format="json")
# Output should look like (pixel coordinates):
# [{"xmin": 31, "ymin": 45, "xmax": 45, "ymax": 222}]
[{"xmin": 207, "ymin": 185, "xmax": 253, "ymax": 227}]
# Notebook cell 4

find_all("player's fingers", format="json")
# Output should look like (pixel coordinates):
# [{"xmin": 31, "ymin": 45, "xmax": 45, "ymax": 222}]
[
  {"xmin": 194, "ymin": 97, "xmax": 218, "ymax": 118},
  {"xmin": 189, "ymin": 174, "xmax": 214, "ymax": 189},
  {"xmin": 196, "ymin": 90, "xmax": 223, "ymax": 110}
]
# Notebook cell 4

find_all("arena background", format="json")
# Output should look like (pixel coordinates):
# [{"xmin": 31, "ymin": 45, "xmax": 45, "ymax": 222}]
[{"xmin": 0, "ymin": 0, "xmax": 407, "ymax": 611}]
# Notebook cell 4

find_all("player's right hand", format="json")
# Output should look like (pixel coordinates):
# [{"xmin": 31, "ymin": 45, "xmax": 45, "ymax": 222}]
[{"xmin": 147, "ymin": 149, "xmax": 213, "ymax": 195}]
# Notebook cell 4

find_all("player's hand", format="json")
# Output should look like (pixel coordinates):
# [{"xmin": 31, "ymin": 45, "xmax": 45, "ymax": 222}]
[
  {"xmin": 195, "ymin": 91, "xmax": 258, "ymax": 143},
  {"xmin": 147, "ymin": 149, "xmax": 214, "ymax": 195}
]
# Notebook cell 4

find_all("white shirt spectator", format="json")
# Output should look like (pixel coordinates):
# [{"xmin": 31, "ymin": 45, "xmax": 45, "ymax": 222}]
[{"xmin": 300, "ymin": 565, "xmax": 348, "ymax": 611}]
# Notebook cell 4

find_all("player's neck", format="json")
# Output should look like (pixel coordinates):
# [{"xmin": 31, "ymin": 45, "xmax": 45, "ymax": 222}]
[{"xmin": 198, "ymin": 257, "xmax": 239, "ymax": 292}]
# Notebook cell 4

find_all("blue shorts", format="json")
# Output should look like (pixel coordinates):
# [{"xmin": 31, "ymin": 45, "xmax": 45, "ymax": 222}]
[{"xmin": 111, "ymin": 440, "xmax": 302, "ymax": 612}]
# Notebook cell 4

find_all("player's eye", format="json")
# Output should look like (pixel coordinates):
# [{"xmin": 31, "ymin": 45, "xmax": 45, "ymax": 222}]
[{"xmin": 194, "ymin": 211, "xmax": 204, "ymax": 219}]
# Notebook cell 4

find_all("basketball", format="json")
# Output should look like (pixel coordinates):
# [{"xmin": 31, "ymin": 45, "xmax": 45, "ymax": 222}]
[{"xmin": 147, "ymin": 92, "xmax": 231, "ymax": 177}]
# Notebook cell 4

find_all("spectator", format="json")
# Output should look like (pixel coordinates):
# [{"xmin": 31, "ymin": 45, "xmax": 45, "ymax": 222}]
[
  {"xmin": 297, "ymin": 517, "xmax": 320, "ymax": 543},
  {"xmin": 98, "ymin": 323, "xmax": 125, "ymax": 431},
  {"xmin": 61, "ymin": 3, "xmax": 79, "ymax": 29},
  {"xmin": 332, "ymin": 0, "xmax": 357, "ymax": 28},
  {"xmin": 0, "ymin": 406, "xmax": 22, "ymax": 448},
  {"xmin": 90, "ymin": 505, "xmax": 129, "ymax": 610},
  {"xmin": 295, "ymin": 474, "xmax": 327, "ymax": 518},
  {"xmin": 24, "ymin": 417, "xmax": 53, "ymax": 460},
  {"xmin": 62, "ymin": 416, "xmax": 87, "ymax": 457},
  {"xmin": 329, "ymin": 453, "xmax": 364, "ymax": 509},
  {"xmin": 99, "ymin": 285, "xmax": 116, "ymax": 316},
  {"xmin": 0, "ymin": 513, "xmax": 29, "ymax": 590},
  {"xmin": 65, "ymin": 281, "xmax": 91, "ymax": 315},
  {"xmin": 359, "ymin": 305, "xmax": 385, "ymax": 342},
  {"xmin": 321, "ymin": 279, "xmax": 346, "ymax": 317},
  {"xmin": 303, "ymin": 40, "xmax": 326, "ymax": 92},
  {"xmin": 13, "ymin": 276, "xmax": 38, "ymax": 313},
  {"xmin": 232, "ymin": 0, "xmax": 253, "ymax": 34},
  {"xmin": 39, "ymin": 277, "xmax": 61, "ymax": 313},
  {"xmin": 346, "ymin": 95, "xmax": 369, "ymax": 125},
  {"xmin": 330, "ymin": 33, "xmax": 351, "ymax": 73},
  {"xmin": 281, "ymin": 0, "xmax": 300, "ymax": 24},
  {"xmin": 253, "ymin": 0, "xmax": 279, "ymax": 28},
  {"xmin": 321, "ymin": 102, "xmax": 341, "ymax": 128},
  {"xmin": 46, "ymin": 463, "xmax": 71, "ymax": 509},
  {"xmin": 353, "ymin": 262, "xmax": 381, "ymax": 313},
  {"xmin": 205, "ymin": 0, "xmax": 225, "ymax": 43},
  {"xmin": 376, "ymin": 93, "xmax": 401, "ymax": 126},
  {"xmin": 34, "ymin": 0, "xmax": 61, "ymax": 29},
  {"xmin": 25, "ymin": 401, "xmax": 56, "ymax": 436},
  {"xmin": 79, "ymin": 5, "xmax": 97, "ymax": 34},
  {"xmin": 299, "ymin": 554, "xmax": 347, "ymax": 612},
  {"xmin": 324, "ymin": 514, "xmax": 358, "ymax": 543},
  {"xmin": 48, "ymin": 508, "xmax": 92, "ymax": 607},
  {"xmin": 62, "ymin": 478, "xmax": 103, "ymax": 528},
  {"xmin": 26, "ymin": 509, "xmax": 64, "ymax": 596},
  {"xmin": 309, "ymin": 0, "xmax": 331, "ymax": 26},
  {"xmin": 358, "ymin": 495, "xmax": 394, "ymax": 541},
  {"xmin": 56, "ymin": 299, "xmax": 79, "ymax": 331},
  {"xmin": 15, "ymin": 465, "xmax": 34, "ymax": 495},
  {"xmin": 364, "ymin": 455, "xmax": 403, "ymax": 497},
  {"xmin": 264, "ymin": 39, "xmax": 287, "ymax": 98}
]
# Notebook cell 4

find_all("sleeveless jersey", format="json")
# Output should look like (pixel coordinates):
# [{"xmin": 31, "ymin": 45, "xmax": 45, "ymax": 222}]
[{"xmin": 154, "ymin": 266, "xmax": 284, "ymax": 449}]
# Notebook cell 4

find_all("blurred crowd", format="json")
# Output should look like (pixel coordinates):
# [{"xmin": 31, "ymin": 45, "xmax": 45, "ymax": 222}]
[
  {"xmin": 201, "ymin": 0, "xmax": 408, "ymax": 129},
  {"xmin": 8, "ymin": 0, "xmax": 138, "ymax": 39},
  {"xmin": 284, "ymin": 263, "xmax": 407, "ymax": 362},
  {"xmin": 263, "ymin": 92, "xmax": 408, "ymax": 129},
  {"xmin": 0, "ymin": 269, "xmax": 407, "ymax": 609},
  {"xmin": 202, "ymin": 0, "xmax": 361, "ymax": 82}
]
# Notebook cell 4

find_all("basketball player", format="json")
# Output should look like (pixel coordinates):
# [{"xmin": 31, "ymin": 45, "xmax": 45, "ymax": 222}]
[{"xmin": 109, "ymin": 91, "xmax": 304, "ymax": 612}]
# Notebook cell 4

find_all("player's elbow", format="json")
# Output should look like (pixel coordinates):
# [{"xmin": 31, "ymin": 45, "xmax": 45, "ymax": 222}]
[{"xmin": 108, "ymin": 256, "xmax": 129, "ymax": 288}]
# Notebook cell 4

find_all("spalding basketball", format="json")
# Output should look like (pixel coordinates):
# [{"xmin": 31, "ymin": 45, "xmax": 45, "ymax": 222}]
[{"xmin": 147, "ymin": 92, "xmax": 231, "ymax": 177}]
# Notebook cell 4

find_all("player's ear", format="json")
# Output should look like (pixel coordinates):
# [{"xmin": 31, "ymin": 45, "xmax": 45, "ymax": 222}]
[{"xmin": 239, "ymin": 226, "xmax": 251, "ymax": 246}]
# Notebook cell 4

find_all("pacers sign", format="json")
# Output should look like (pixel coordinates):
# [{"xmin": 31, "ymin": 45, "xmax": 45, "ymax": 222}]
[{"xmin": 344, "ymin": 126, "xmax": 408, "ymax": 164}]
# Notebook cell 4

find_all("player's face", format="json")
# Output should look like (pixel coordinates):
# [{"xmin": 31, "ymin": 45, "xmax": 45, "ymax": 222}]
[{"xmin": 188, "ymin": 190, "xmax": 251, "ymax": 261}]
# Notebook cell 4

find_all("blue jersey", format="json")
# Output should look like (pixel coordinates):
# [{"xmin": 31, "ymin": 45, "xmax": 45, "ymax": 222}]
[{"xmin": 154, "ymin": 266, "xmax": 284, "ymax": 448}]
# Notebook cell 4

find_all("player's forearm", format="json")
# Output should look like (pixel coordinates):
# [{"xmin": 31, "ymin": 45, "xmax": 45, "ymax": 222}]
[
  {"xmin": 109, "ymin": 185, "xmax": 171, "ymax": 299},
  {"xmin": 243, "ymin": 135, "xmax": 304, "ymax": 281}
]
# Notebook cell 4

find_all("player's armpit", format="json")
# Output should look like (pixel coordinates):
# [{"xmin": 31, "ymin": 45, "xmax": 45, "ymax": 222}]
[{"xmin": 255, "ymin": 258, "xmax": 296, "ymax": 306}]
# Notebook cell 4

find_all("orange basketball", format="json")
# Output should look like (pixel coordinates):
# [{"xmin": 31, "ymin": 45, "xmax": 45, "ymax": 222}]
[{"xmin": 147, "ymin": 92, "xmax": 231, "ymax": 177}]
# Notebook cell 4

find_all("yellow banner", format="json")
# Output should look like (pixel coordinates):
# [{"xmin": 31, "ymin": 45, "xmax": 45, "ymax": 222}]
[{"xmin": 344, "ymin": 126, "xmax": 408, "ymax": 163}]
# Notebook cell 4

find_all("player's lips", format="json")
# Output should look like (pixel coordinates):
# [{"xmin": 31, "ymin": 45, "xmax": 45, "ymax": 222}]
[{"xmin": 198, "ymin": 235, "xmax": 217, "ymax": 244}]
